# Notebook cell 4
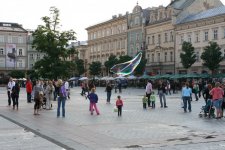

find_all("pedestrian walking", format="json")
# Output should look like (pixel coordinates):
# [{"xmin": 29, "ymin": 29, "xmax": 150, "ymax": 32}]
[
  {"xmin": 26, "ymin": 78, "xmax": 32, "ymax": 103},
  {"xmin": 202, "ymin": 84, "xmax": 212, "ymax": 104},
  {"xmin": 105, "ymin": 83, "xmax": 112, "ymax": 104},
  {"xmin": 182, "ymin": 82, "xmax": 192, "ymax": 113},
  {"xmin": 44, "ymin": 81, "xmax": 55, "ymax": 110},
  {"xmin": 87, "ymin": 88, "xmax": 100, "ymax": 115},
  {"xmin": 7, "ymin": 77, "xmax": 15, "ymax": 106},
  {"xmin": 158, "ymin": 81, "xmax": 167, "ymax": 108},
  {"xmin": 150, "ymin": 92, "xmax": 156, "ymax": 108},
  {"xmin": 145, "ymin": 80, "xmax": 152, "ymax": 107},
  {"xmin": 209, "ymin": 82, "xmax": 224, "ymax": 119},
  {"xmin": 11, "ymin": 81, "xmax": 20, "ymax": 110},
  {"xmin": 57, "ymin": 79, "xmax": 67, "ymax": 117},
  {"xmin": 142, "ymin": 94, "xmax": 148, "ymax": 109},
  {"xmin": 193, "ymin": 83, "xmax": 199, "ymax": 101},
  {"xmin": 116, "ymin": 95, "xmax": 123, "ymax": 117},
  {"xmin": 33, "ymin": 80, "xmax": 44, "ymax": 115}
]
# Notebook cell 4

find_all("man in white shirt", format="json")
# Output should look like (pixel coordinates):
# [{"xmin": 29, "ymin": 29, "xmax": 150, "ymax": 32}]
[{"xmin": 7, "ymin": 77, "xmax": 15, "ymax": 106}]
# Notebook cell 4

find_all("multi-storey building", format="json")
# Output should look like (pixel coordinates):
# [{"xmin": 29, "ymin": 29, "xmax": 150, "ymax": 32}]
[
  {"xmin": 0, "ymin": 22, "xmax": 28, "ymax": 77},
  {"xmin": 127, "ymin": 3, "xmax": 150, "ymax": 57},
  {"xmin": 145, "ymin": 0, "xmax": 223, "ymax": 75},
  {"xmin": 175, "ymin": 5, "xmax": 225, "ymax": 74},
  {"xmin": 86, "ymin": 14, "xmax": 127, "ymax": 76},
  {"xmin": 145, "ymin": 6, "xmax": 175, "ymax": 75}
]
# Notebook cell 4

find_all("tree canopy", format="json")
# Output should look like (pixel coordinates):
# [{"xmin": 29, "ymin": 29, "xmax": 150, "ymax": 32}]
[
  {"xmin": 104, "ymin": 55, "xmax": 118, "ymax": 76},
  {"xmin": 89, "ymin": 61, "xmax": 102, "ymax": 77},
  {"xmin": 32, "ymin": 7, "xmax": 77, "ymax": 79},
  {"xmin": 180, "ymin": 41, "xmax": 196, "ymax": 69},
  {"xmin": 201, "ymin": 42, "xmax": 223, "ymax": 74}
]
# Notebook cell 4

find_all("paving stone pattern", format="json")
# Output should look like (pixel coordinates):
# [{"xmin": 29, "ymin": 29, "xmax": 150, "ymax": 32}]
[{"xmin": 0, "ymin": 87, "xmax": 225, "ymax": 150}]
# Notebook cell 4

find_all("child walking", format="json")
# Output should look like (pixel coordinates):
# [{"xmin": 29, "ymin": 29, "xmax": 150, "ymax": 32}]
[
  {"xmin": 142, "ymin": 95, "xmax": 148, "ymax": 109},
  {"xmin": 116, "ymin": 95, "xmax": 123, "ymax": 117},
  {"xmin": 150, "ymin": 92, "xmax": 156, "ymax": 108},
  {"xmin": 87, "ymin": 88, "xmax": 100, "ymax": 115}
]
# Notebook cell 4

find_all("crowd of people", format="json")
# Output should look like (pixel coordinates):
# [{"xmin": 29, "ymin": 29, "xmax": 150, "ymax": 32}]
[{"xmin": 5, "ymin": 77, "xmax": 225, "ymax": 119}]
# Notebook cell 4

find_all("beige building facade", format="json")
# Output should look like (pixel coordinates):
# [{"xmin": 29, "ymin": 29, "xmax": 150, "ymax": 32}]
[
  {"xmin": 175, "ymin": 6, "xmax": 225, "ymax": 74},
  {"xmin": 145, "ymin": 0, "xmax": 224, "ymax": 75},
  {"xmin": 145, "ymin": 6, "xmax": 175, "ymax": 75},
  {"xmin": 86, "ymin": 15, "xmax": 127, "ymax": 76}
]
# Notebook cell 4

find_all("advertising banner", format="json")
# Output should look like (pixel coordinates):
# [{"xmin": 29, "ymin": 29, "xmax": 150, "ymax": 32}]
[{"xmin": 6, "ymin": 44, "xmax": 16, "ymax": 68}]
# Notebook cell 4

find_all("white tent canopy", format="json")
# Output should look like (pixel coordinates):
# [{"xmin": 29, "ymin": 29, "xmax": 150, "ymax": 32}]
[{"xmin": 79, "ymin": 77, "xmax": 88, "ymax": 81}]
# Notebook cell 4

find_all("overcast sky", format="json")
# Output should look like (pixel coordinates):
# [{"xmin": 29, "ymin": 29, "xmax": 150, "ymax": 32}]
[{"xmin": 0, "ymin": 0, "xmax": 224, "ymax": 41}]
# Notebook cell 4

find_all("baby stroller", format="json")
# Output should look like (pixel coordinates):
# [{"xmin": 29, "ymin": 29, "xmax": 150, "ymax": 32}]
[{"xmin": 199, "ymin": 99, "xmax": 215, "ymax": 118}]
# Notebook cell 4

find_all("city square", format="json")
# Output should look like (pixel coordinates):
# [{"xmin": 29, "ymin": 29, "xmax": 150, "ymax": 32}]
[
  {"xmin": 0, "ymin": 86, "xmax": 225, "ymax": 150},
  {"xmin": 1, "ymin": 0, "xmax": 225, "ymax": 149}
]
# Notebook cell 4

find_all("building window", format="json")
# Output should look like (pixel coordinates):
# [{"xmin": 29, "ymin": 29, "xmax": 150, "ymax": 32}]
[
  {"xmin": 170, "ymin": 52, "xmax": 173, "ymax": 62},
  {"xmin": 152, "ymin": 54, "xmax": 154, "ymax": 62},
  {"xmin": 18, "ymin": 49, "xmax": 23, "ymax": 56},
  {"xmin": 37, "ymin": 54, "xmax": 40, "ymax": 60},
  {"xmin": 136, "ymin": 33, "xmax": 140, "ymax": 41},
  {"xmin": 157, "ymin": 53, "xmax": 160, "ymax": 62},
  {"xmin": 8, "ymin": 36, "xmax": 12, "ymax": 43},
  {"xmin": 180, "ymin": 35, "xmax": 184, "ymax": 44},
  {"xmin": 188, "ymin": 34, "xmax": 191, "ymax": 43},
  {"xmin": 30, "ymin": 54, "xmax": 34, "ymax": 60},
  {"xmin": 195, "ymin": 33, "xmax": 199, "ymax": 42},
  {"xmin": 18, "ymin": 37, "xmax": 23, "ymax": 43},
  {"xmin": 204, "ymin": 31, "xmax": 208, "ymax": 41},
  {"xmin": 158, "ymin": 34, "xmax": 161, "ymax": 44},
  {"xmin": 165, "ymin": 52, "xmax": 167, "ymax": 62},
  {"xmin": 19, "ymin": 62, "xmax": 22, "ymax": 68},
  {"xmin": 196, "ymin": 51, "xmax": 200, "ymax": 62},
  {"xmin": 147, "ymin": 36, "xmax": 150, "ymax": 45},
  {"xmin": 213, "ymin": 29, "xmax": 218, "ymax": 40},
  {"xmin": 0, "ymin": 36, "xmax": 4, "ymax": 42},
  {"xmin": 165, "ymin": 33, "xmax": 168, "ymax": 43},
  {"xmin": 152, "ymin": 36, "xmax": 155, "ymax": 44},
  {"xmin": 135, "ymin": 17, "xmax": 139, "ymax": 25},
  {"xmin": 170, "ymin": 31, "xmax": 174, "ymax": 42},
  {"xmin": 0, "ymin": 48, "xmax": 4, "ymax": 55}
]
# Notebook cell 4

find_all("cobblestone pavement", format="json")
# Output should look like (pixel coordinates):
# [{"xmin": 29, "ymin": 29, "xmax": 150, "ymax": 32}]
[{"xmin": 0, "ymin": 87, "xmax": 225, "ymax": 150}]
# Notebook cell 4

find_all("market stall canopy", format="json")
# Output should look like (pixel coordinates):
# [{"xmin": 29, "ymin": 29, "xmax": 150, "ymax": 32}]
[{"xmin": 79, "ymin": 77, "xmax": 88, "ymax": 81}]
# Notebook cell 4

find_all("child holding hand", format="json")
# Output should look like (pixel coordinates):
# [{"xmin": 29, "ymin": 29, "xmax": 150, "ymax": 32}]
[
  {"xmin": 150, "ymin": 92, "xmax": 156, "ymax": 108},
  {"xmin": 142, "ymin": 95, "xmax": 148, "ymax": 109}
]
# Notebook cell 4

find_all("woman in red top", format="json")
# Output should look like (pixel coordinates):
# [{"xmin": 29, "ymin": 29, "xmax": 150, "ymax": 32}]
[
  {"xmin": 210, "ymin": 82, "xmax": 224, "ymax": 119},
  {"xmin": 116, "ymin": 95, "xmax": 123, "ymax": 117},
  {"xmin": 26, "ymin": 78, "xmax": 32, "ymax": 103}
]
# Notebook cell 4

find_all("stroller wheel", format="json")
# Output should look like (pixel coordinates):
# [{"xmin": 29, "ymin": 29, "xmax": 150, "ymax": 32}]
[{"xmin": 199, "ymin": 114, "xmax": 203, "ymax": 118}]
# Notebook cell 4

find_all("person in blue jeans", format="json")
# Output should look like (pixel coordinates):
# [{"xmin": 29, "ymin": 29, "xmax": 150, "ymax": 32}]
[
  {"xmin": 57, "ymin": 79, "xmax": 67, "ymax": 117},
  {"xmin": 182, "ymin": 82, "xmax": 192, "ymax": 113}
]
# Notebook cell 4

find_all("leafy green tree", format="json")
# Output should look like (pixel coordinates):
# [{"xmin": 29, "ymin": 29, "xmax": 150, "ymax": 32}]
[
  {"xmin": 180, "ymin": 41, "xmax": 196, "ymax": 69},
  {"xmin": 201, "ymin": 42, "xmax": 223, "ymax": 74},
  {"xmin": 9, "ymin": 70, "xmax": 25, "ymax": 78},
  {"xmin": 89, "ymin": 61, "xmax": 102, "ymax": 77},
  {"xmin": 117, "ymin": 55, "xmax": 132, "ymax": 64},
  {"xmin": 75, "ymin": 59, "xmax": 85, "ymax": 76},
  {"xmin": 104, "ymin": 55, "xmax": 118, "ymax": 76},
  {"xmin": 32, "ymin": 7, "xmax": 77, "ymax": 79}
]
